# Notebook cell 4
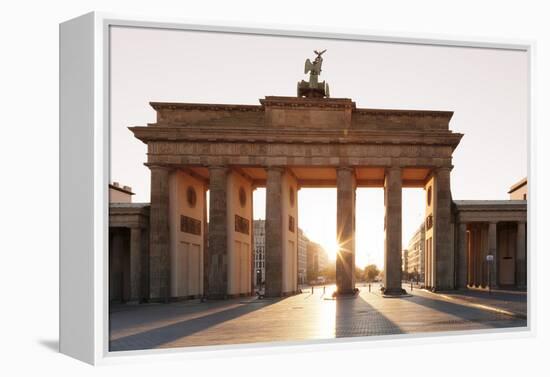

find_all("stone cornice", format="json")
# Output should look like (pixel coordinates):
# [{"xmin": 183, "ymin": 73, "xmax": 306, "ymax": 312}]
[
  {"xmin": 109, "ymin": 204, "xmax": 150, "ymax": 226},
  {"xmin": 453, "ymin": 200, "xmax": 527, "ymax": 212},
  {"xmin": 260, "ymin": 96, "xmax": 355, "ymax": 110},
  {"xmin": 150, "ymin": 102, "xmax": 263, "ymax": 112},
  {"xmin": 130, "ymin": 126, "xmax": 462, "ymax": 147},
  {"xmin": 149, "ymin": 99, "xmax": 453, "ymax": 118},
  {"xmin": 354, "ymin": 108, "xmax": 454, "ymax": 120}
]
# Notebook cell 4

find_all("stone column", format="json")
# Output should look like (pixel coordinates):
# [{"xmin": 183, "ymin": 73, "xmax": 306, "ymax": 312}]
[
  {"xmin": 384, "ymin": 166, "xmax": 404, "ymax": 295},
  {"xmin": 336, "ymin": 167, "xmax": 356, "ymax": 295},
  {"xmin": 109, "ymin": 230, "xmax": 123, "ymax": 301},
  {"xmin": 141, "ymin": 227, "xmax": 150, "ymax": 301},
  {"xmin": 488, "ymin": 222, "xmax": 498, "ymax": 289},
  {"xmin": 250, "ymin": 187, "xmax": 256, "ymax": 293},
  {"xmin": 457, "ymin": 222, "xmax": 468, "ymax": 289},
  {"xmin": 207, "ymin": 166, "xmax": 229, "ymax": 299},
  {"xmin": 434, "ymin": 167, "xmax": 454, "ymax": 290},
  {"xmin": 129, "ymin": 227, "xmax": 142, "ymax": 303},
  {"xmin": 202, "ymin": 186, "xmax": 209, "ymax": 297},
  {"xmin": 516, "ymin": 221, "xmax": 527, "ymax": 288},
  {"xmin": 265, "ymin": 167, "xmax": 284, "ymax": 297},
  {"xmin": 149, "ymin": 165, "xmax": 171, "ymax": 302},
  {"xmin": 467, "ymin": 226, "xmax": 474, "ymax": 287}
]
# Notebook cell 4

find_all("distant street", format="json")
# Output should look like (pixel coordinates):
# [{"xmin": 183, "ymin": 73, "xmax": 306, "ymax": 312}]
[{"xmin": 110, "ymin": 284, "xmax": 526, "ymax": 351}]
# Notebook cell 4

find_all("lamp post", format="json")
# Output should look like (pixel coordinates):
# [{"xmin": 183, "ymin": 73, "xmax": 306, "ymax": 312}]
[{"xmin": 486, "ymin": 254, "xmax": 494, "ymax": 295}]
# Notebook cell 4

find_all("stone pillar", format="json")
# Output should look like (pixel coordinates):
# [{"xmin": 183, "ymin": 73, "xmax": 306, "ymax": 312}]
[
  {"xmin": 141, "ymin": 227, "xmax": 150, "ymax": 301},
  {"xmin": 250, "ymin": 187, "xmax": 256, "ymax": 293},
  {"xmin": 384, "ymin": 166, "xmax": 405, "ymax": 295},
  {"xmin": 149, "ymin": 165, "xmax": 171, "ymax": 302},
  {"xmin": 207, "ymin": 166, "xmax": 229, "ymax": 299},
  {"xmin": 202, "ymin": 185, "xmax": 209, "ymax": 297},
  {"xmin": 336, "ymin": 167, "xmax": 356, "ymax": 295},
  {"xmin": 488, "ymin": 222, "xmax": 498, "ymax": 289},
  {"xmin": 516, "ymin": 221, "xmax": 527, "ymax": 288},
  {"xmin": 457, "ymin": 223, "xmax": 468, "ymax": 289},
  {"xmin": 129, "ymin": 227, "xmax": 142, "ymax": 303},
  {"xmin": 467, "ymin": 226, "xmax": 474, "ymax": 287},
  {"xmin": 434, "ymin": 167, "xmax": 454, "ymax": 290},
  {"xmin": 265, "ymin": 167, "xmax": 284, "ymax": 297}
]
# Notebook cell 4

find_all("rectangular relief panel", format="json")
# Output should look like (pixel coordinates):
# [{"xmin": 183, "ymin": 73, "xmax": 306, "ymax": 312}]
[{"xmin": 181, "ymin": 215, "xmax": 202, "ymax": 235}]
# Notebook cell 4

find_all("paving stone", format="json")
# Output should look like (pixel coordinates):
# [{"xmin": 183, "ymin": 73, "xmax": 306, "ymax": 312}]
[{"xmin": 109, "ymin": 283, "xmax": 526, "ymax": 351}]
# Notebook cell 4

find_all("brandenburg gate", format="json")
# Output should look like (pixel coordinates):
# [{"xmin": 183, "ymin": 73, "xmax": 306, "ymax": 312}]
[{"xmin": 130, "ymin": 51, "xmax": 463, "ymax": 301}]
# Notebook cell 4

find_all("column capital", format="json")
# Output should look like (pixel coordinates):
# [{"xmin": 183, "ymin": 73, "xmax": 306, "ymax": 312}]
[
  {"xmin": 145, "ymin": 163, "xmax": 172, "ymax": 171},
  {"xmin": 435, "ymin": 165, "xmax": 454, "ymax": 172},
  {"xmin": 208, "ymin": 165, "xmax": 229, "ymax": 171},
  {"xmin": 336, "ymin": 166, "xmax": 354, "ymax": 172},
  {"xmin": 265, "ymin": 166, "xmax": 285, "ymax": 173},
  {"xmin": 386, "ymin": 165, "xmax": 401, "ymax": 172}
]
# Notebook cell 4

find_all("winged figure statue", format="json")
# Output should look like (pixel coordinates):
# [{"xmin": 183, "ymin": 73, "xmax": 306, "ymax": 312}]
[{"xmin": 297, "ymin": 50, "xmax": 330, "ymax": 98}]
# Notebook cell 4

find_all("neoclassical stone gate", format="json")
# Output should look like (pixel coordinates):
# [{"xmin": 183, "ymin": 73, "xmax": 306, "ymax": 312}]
[{"xmin": 130, "ymin": 95, "xmax": 462, "ymax": 301}]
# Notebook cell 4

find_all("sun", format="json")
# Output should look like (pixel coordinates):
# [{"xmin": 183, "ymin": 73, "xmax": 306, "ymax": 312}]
[{"xmin": 324, "ymin": 239, "xmax": 341, "ymax": 260}]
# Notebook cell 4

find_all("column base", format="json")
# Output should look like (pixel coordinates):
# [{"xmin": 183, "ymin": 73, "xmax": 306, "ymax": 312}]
[
  {"xmin": 204, "ymin": 293, "xmax": 256, "ymax": 300},
  {"xmin": 205, "ymin": 293, "xmax": 229, "ymax": 300},
  {"xmin": 381, "ymin": 287, "xmax": 409, "ymax": 297},
  {"xmin": 332, "ymin": 288, "xmax": 359, "ymax": 297},
  {"xmin": 263, "ymin": 290, "xmax": 301, "ymax": 299}
]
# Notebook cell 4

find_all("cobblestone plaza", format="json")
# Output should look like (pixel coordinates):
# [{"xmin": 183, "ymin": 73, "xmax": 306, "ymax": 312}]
[{"xmin": 110, "ymin": 285, "xmax": 526, "ymax": 351}]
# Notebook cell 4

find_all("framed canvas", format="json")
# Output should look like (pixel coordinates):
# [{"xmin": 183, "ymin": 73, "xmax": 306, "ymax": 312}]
[{"xmin": 59, "ymin": 12, "xmax": 534, "ymax": 365}]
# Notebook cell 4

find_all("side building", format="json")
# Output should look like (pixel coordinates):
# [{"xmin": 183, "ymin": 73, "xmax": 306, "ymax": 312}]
[
  {"xmin": 108, "ymin": 183, "xmax": 150, "ymax": 304},
  {"xmin": 253, "ymin": 219, "xmax": 309, "ymax": 288},
  {"xmin": 508, "ymin": 177, "xmax": 527, "ymax": 200},
  {"xmin": 253, "ymin": 220, "xmax": 266, "ymax": 288},
  {"xmin": 306, "ymin": 241, "xmax": 329, "ymax": 283},
  {"xmin": 406, "ymin": 224, "xmax": 426, "ymax": 282},
  {"xmin": 297, "ymin": 228, "xmax": 308, "ymax": 285},
  {"xmin": 402, "ymin": 249, "xmax": 408, "ymax": 278}
]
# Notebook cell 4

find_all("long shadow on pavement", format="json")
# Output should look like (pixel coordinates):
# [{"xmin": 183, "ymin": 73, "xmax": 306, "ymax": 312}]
[
  {"xmin": 109, "ymin": 299, "xmax": 279, "ymax": 351},
  {"xmin": 401, "ymin": 294, "xmax": 526, "ymax": 329},
  {"xmin": 334, "ymin": 295, "xmax": 403, "ymax": 338}
]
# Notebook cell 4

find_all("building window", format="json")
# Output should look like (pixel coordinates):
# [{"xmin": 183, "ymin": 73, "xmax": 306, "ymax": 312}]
[
  {"xmin": 186, "ymin": 186, "xmax": 197, "ymax": 208},
  {"xmin": 239, "ymin": 186, "xmax": 247, "ymax": 208},
  {"xmin": 425, "ymin": 214, "xmax": 433, "ymax": 230}
]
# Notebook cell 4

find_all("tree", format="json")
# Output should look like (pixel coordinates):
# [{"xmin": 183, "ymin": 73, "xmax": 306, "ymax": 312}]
[
  {"xmin": 364, "ymin": 264, "xmax": 380, "ymax": 282},
  {"xmin": 355, "ymin": 266, "xmax": 365, "ymax": 282}
]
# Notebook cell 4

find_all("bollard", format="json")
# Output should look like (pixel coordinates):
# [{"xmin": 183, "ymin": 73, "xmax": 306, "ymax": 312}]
[
  {"xmin": 411, "ymin": 281, "xmax": 413, "ymax": 291},
  {"xmin": 311, "ymin": 286, "xmax": 314, "ymax": 294},
  {"xmin": 369, "ymin": 283, "xmax": 371, "ymax": 292}
]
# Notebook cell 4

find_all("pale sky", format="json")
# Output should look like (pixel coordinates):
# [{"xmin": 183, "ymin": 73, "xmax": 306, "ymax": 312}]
[{"xmin": 110, "ymin": 26, "xmax": 528, "ymax": 269}]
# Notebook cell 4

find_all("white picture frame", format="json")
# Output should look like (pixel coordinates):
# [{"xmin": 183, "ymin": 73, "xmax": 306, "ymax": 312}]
[{"xmin": 59, "ymin": 11, "xmax": 535, "ymax": 365}]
